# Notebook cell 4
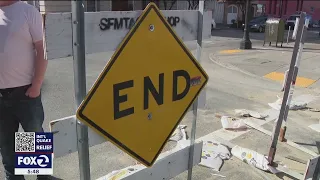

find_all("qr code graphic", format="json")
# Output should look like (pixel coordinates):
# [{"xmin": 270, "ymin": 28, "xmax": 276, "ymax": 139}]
[{"xmin": 15, "ymin": 132, "xmax": 35, "ymax": 152}]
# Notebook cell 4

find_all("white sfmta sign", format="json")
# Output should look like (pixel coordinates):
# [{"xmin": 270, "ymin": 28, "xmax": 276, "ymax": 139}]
[{"xmin": 43, "ymin": 10, "xmax": 212, "ymax": 60}]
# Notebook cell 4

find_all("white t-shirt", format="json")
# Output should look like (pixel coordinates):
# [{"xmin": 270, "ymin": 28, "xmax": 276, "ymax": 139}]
[{"xmin": 0, "ymin": 1, "xmax": 44, "ymax": 89}]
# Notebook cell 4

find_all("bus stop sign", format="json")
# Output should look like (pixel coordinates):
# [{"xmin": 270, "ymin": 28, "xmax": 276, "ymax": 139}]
[{"xmin": 76, "ymin": 2, "xmax": 209, "ymax": 167}]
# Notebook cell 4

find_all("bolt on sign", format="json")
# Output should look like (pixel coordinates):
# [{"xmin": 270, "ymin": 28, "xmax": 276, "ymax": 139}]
[{"xmin": 76, "ymin": 2, "xmax": 209, "ymax": 167}]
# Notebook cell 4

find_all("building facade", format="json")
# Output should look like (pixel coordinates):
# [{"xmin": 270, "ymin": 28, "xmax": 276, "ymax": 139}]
[
  {"xmin": 256, "ymin": 0, "xmax": 320, "ymax": 22},
  {"xmin": 30, "ymin": 0, "xmax": 263, "ymax": 25},
  {"xmin": 222, "ymin": 0, "xmax": 262, "ymax": 25},
  {"xmin": 32, "ymin": 0, "xmax": 226, "ymax": 24},
  {"xmin": 36, "ymin": 0, "xmax": 210, "ymax": 13}
]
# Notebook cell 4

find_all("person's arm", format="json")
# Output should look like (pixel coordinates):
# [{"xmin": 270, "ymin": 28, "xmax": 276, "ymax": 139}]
[
  {"xmin": 31, "ymin": 40, "xmax": 47, "ymax": 89},
  {"xmin": 25, "ymin": 6, "xmax": 47, "ymax": 98}
]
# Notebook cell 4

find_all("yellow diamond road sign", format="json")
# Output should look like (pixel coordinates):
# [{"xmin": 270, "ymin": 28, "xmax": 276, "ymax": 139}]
[{"xmin": 76, "ymin": 2, "xmax": 209, "ymax": 167}]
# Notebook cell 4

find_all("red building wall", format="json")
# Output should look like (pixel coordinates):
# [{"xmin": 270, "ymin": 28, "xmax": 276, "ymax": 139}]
[{"xmin": 256, "ymin": 0, "xmax": 320, "ymax": 22}]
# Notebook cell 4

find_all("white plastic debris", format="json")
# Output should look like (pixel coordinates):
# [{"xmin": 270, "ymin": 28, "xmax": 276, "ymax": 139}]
[
  {"xmin": 199, "ymin": 140, "xmax": 231, "ymax": 171},
  {"xmin": 200, "ymin": 151, "xmax": 223, "ymax": 171},
  {"xmin": 231, "ymin": 145, "xmax": 279, "ymax": 174},
  {"xmin": 220, "ymin": 116, "xmax": 247, "ymax": 130},
  {"xmin": 169, "ymin": 125, "xmax": 187, "ymax": 142},
  {"xmin": 268, "ymin": 95, "xmax": 314, "ymax": 110},
  {"xmin": 235, "ymin": 109, "xmax": 268, "ymax": 119},
  {"xmin": 211, "ymin": 173, "xmax": 226, "ymax": 178},
  {"xmin": 308, "ymin": 108, "xmax": 320, "ymax": 112}
]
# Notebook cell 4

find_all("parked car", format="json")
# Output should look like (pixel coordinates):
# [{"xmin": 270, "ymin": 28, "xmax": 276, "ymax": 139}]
[
  {"xmin": 242, "ymin": 15, "xmax": 268, "ymax": 33},
  {"xmin": 312, "ymin": 22, "xmax": 320, "ymax": 28},
  {"xmin": 285, "ymin": 13, "xmax": 313, "ymax": 29},
  {"xmin": 285, "ymin": 14, "xmax": 300, "ymax": 29}
]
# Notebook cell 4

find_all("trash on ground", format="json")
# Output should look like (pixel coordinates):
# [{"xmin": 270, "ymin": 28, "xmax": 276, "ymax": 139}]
[
  {"xmin": 308, "ymin": 108, "xmax": 320, "ymax": 112},
  {"xmin": 199, "ymin": 140, "xmax": 231, "ymax": 172},
  {"xmin": 231, "ymin": 145, "xmax": 279, "ymax": 174},
  {"xmin": 235, "ymin": 109, "xmax": 268, "ymax": 119},
  {"xmin": 309, "ymin": 123, "xmax": 320, "ymax": 133},
  {"xmin": 169, "ymin": 125, "xmax": 187, "ymax": 142},
  {"xmin": 220, "ymin": 116, "xmax": 247, "ymax": 130},
  {"xmin": 268, "ymin": 95, "xmax": 319, "ymax": 111},
  {"xmin": 211, "ymin": 173, "xmax": 226, "ymax": 178},
  {"xmin": 268, "ymin": 96, "xmax": 306, "ymax": 110}
]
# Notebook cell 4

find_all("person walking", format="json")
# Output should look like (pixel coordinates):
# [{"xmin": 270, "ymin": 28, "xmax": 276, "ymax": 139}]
[{"xmin": 0, "ymin": 0, "xmax": 51, "ymax": 180}]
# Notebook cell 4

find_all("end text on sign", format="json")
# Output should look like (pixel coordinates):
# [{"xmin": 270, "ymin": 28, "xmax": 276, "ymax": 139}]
[{"xmin": 113, "ymin": 70, "xmax": 192, "ymax": 120}]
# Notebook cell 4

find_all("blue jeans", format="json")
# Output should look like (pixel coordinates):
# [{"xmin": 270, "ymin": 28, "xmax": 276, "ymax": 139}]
[{"xmin": 0, "ymin": 85, "xmax": 51, "ymax": 180}]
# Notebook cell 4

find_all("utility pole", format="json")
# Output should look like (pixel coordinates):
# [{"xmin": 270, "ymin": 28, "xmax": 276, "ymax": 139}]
[
  {"xmin": 267, "ymin": 12, "xmax": 306, "ymax": 165},
  {"xmin": 240, "ymin": 0, "xmax": 252, "ymax": 49}
]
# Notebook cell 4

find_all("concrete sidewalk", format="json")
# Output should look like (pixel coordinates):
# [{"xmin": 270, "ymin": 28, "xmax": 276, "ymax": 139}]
[
  {"xmin": 172, "ymin": 41, "xmax": 320, "ymax": 180},
  {"xmin": 36, "ymin": 41, "xmax": 320, "ymax": 179},
  {"xmin": 211, "ymin": 41, "xmax": 320, "ymax": 90},
  {"xmin": 1, "ymin": 29, "xmax": 319, "ymax": 179}
]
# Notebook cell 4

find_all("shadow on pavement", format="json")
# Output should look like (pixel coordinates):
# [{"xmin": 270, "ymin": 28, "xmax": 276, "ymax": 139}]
[{"xmin": 295, "ymin": 141, "xmax": 320, "ymax": 154}]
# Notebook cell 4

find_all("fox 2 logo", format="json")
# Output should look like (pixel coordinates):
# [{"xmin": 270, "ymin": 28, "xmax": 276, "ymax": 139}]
[{"xmin": 16, "ymin": 154, "xmax": 52, "ymax": 168}]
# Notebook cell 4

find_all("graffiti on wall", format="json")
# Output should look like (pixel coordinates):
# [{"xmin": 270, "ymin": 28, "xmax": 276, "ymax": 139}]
[{"xmin": 99, "ymin": 16, "xmax": 181, "ymax": 31}]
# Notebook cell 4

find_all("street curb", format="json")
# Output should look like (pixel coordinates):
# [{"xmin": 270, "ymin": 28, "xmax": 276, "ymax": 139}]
[
  {"xmin": 209, "ymin": 53, "xmax": 320, "ymax": 94},
  {"xmin": 209, "ymin": 52, "xmax": 263, "ymax": 79}
]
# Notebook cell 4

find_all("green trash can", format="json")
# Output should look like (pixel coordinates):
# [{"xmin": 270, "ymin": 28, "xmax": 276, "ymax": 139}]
[{"xmin": 263, "ymin": 18, "xmax": 285, "ymax": 47}]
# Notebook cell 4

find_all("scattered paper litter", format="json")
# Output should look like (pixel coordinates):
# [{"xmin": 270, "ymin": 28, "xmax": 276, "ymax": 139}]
[
  {"xmin": 211, "ymin": 173, "xmax": 226, "ymax": 178},
  {"xmin": 220, "ymin": 116, "xmax": 247, "ymax": 130},
  {"xmin": 169, "ymin": 125, "xmax": 187, "ymax": 142},
  {"xmin": 235, "ymin": 109, "xmax": 268, "ymax": 119},
  {"xmin": 199, "ymin": 140, "xmax": 231, "ymax": 172},
  {"xmin": 231, "ymin": 145, "xmax": 279, "ymax": 174},
  {"xmin": 268, "ymin": 94, "xmax": 319, "ymax": 111},
  {"xmin": 308, "ymin": 108, "xmax": 320, "ymax": 112},
  {"xmin": 268, "ymin": 95, "xmax": 312, "ymax": 110}
]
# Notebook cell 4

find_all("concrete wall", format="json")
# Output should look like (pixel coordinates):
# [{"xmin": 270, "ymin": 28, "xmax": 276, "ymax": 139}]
[
  {"xmin": 38, "ymin": 0, "xmax": 226, "ymax": 12},
  {"xmin": 38, "ymin": 0, "xmax": 182, "ymax": 13},
  {"xmin": 39, "ymin": 1, "xmax": 71, "ymax": 13},
  {"xmin": 39, "ymin": 1, "xmax": 112, "ymax": 13},
  {"xmin": 44, "ymin": 10, "xmax": 212, "ymax": 60}
]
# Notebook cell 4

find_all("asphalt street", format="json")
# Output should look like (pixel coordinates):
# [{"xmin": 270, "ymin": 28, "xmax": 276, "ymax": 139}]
[{"xmin": 0, "ymin": 28, "xmax": 319, "ymax": 180}]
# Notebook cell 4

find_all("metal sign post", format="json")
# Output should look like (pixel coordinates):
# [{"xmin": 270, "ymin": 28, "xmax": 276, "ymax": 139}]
[
  {"xmin": 71, "ymin": 0, "xmax": 91, "ymax": 180},
  {"xmin": 75, "ymin": 2, "xmax": 209, "ymax": 168},
  {"xmin": 279, "ymin": 21, "xmax": 307, "ymax": 142},
  {"xmin": 287, "ymin": 26, "xmax": 291, "ymax": 44},
  {"xmin": 267, "ymin": 12, "xmax": 306, "ymax": 165},
  {"xmin": 188, "ymin": 1, "xmax": 204, "ymax": 180}
]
